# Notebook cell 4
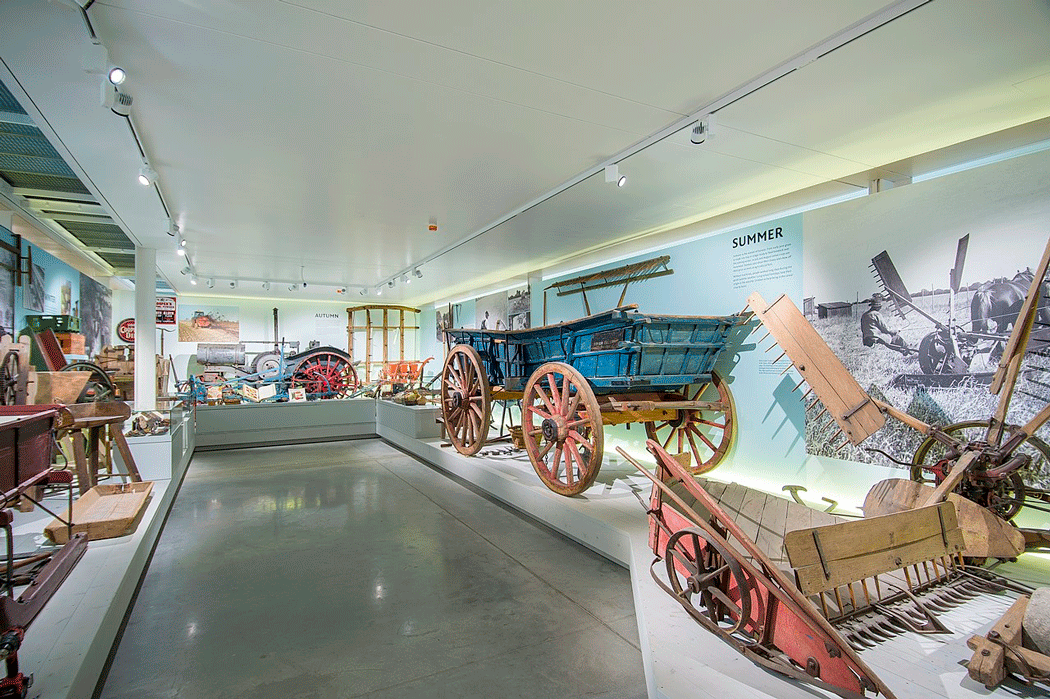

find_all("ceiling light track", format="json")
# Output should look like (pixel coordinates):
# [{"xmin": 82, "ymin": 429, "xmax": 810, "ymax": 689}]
[{"xmin": 377, "ymin": 0, "xmax": 932, "ymax": 295}]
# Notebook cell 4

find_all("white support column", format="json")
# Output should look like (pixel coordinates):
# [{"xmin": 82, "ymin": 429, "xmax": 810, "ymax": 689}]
[{"xmin": 134, "ymin": 247, "xmax": 157, "ymax": 411}]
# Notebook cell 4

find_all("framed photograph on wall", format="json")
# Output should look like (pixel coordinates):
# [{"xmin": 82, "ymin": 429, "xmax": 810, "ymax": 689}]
[{"xmin": 25, "ymin": 263, "xmax": 45, "ymax": 313}]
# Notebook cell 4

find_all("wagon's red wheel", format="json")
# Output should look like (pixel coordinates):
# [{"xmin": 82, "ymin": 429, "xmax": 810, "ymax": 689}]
[
  {"xmin": 440, "ymin": 345, "xmax": 491, "ymax": 456},
  {"xmin": 291, "ymin": 352, "xmax": 359, "ymax": 398},
  {"xmin": 665, "ymin": 527, "xmax": 752, "ymax": 634},
  {"xmin": 645, "ymin": 371, "xmax": 734, "ymax": 475},
  {"xmin": 522, "ymin": 361, "xmax": 604, "ymax": 496}
]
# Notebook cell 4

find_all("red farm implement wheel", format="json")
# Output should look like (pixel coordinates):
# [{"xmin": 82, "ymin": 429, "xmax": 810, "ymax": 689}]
[{"xmin": 290, "ymin": 349, "xmax": 359, "ymax": 398}]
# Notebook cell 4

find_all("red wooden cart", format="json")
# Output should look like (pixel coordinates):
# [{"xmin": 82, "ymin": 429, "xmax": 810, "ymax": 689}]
[{"xmin": 622, "ymin": 439, "xmax": 1029, "ymax": 699}]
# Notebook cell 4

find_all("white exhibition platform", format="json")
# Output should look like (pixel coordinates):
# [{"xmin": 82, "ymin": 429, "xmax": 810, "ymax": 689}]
[{"xmin": 20, "ymin": 398, "xmax": 1050, "ymax": 699}]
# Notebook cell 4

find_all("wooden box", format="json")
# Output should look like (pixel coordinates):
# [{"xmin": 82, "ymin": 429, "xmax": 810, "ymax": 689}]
[
  {"xmin": 55, "ymin": 332, "xmax": 86, "ymax": 356},
  {"xmin": 45, "ymin": 481, "xmax": 153, "ymax": 544}
]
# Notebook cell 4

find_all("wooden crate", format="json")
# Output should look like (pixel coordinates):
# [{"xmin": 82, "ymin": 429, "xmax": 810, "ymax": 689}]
[
  {"xmin": 45, "ymin": 481, "xmax": 153, "ymax": 544},
  {"xmin": 55, "ymin": 332, "xmax": 86, "ymax": 356}
]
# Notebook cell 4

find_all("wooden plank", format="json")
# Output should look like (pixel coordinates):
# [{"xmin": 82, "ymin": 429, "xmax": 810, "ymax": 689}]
[
  {"xmin": 715, "ymin": 482, "xmax": 747, "ymax": 522},
  {"xmin": 862, "ymin": 478, "xmax": 1024, "ymax": 559},
  {"xmin": 755, "ymin": 494, "xmax": 790, "ymax": 564},
  {"xmin": 44, "ymin": 482, "xmax": 153, "ymax": 543},
  {"xmin": 787, "ymin": 502, "xmax": 961, "ymax": 568},
  {"xmin": 734, "ymin": 489, "xmax": 766, "ymax": 545},
  {"xmin": 786, "ymin": 503, "xmax": 965, "ymax": 595},
  {"xmin": 748, "ymin": 293, "xmax": 884, "ymax": 444}
]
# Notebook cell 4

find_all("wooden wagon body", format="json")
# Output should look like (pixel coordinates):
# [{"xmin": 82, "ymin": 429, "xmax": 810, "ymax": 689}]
[
  {"xmin": 441, "ymin": 305, "xmax": 745, "ymax": 494},
  {"xmin": 445, "ymin": 305, "xmax": 741, "ymax": 393}
]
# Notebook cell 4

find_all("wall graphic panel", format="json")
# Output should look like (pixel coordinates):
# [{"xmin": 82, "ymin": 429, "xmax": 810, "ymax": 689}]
[
  {"xmin": 0, "ymin": 247, "xmax": 15, "ymax": 338},
  {"xmin": 24, "ymin": 263, "xmax": 44, "ymax": 312},
  {"xmin": 79, "ymin": 273, "xmax": 112, "ymax": 357},
  {"xmin": 475, "ymin": 291, "xmax": 508, "ymax": 331},
  {"xmin": 803, "ymin": 149, "xmax": 1050, "ymax": 472},
  {"xmin": 178, "ymin": 304, "xmax": 240, "ymax": 343},
  {"xmin": 508, "ymin": 289, "xmax": 530, "ymax": 330}
]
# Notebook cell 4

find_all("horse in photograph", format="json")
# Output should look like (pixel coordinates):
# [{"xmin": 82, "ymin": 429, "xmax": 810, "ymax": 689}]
[{"xmin": 970, "ymin": 269, "xmax": 1050, "ymax": 334}]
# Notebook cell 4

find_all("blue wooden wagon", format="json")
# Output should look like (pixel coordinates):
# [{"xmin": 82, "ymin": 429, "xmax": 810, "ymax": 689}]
[{"xmin": 441, "ymin": 305, "xmax": 745, "ymax": 495}]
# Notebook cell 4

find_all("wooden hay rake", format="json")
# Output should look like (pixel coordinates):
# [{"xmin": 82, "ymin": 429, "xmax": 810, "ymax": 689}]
[{"xmin": 623, "ymin": 440, "xmax": 1031, "ymax": 699}]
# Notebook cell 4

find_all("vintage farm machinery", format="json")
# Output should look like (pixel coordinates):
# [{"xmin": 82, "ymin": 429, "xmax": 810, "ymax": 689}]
[
  {"xmin": 441, "ymin": 305, "xmax": 744, "ymax": 495},
  {"xmin": 623, "ymin": 438, "xmax": 1031, "ymax": 699},
  {"xmin": 177, "ymin": 341, "xmax": 360, "ymax": 404},
  {"xmin": 871, "ymin": 234, "xmax": 1049, "ymax": 376},
  {"xmin": 744, "ymin": 234, "xmax": 1050, "ymax": 558}
]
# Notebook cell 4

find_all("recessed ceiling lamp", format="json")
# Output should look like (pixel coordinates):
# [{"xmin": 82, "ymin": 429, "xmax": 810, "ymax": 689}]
[
  {"xmin": 107, "ymin": 66, "xmax": 126, "ymax": 85},
  {"xmin": 137, "ymin": 163, "xmax": 156, "ymax": 187},
  {"xmin": 413, "ymin": 268, "xmax": 422, "ymax": 279},
  {"xmin": 262, "ymin": 281, "xmax": 271, "ymax": 291},
  {"xmin": 604, "ymin": 163, "xmax": 626, "ymax": 187}
]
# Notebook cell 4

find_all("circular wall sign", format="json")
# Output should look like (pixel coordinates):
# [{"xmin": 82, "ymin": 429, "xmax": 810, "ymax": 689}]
[{"xmin": 117, "ymin": 317, "xmax": 135, "ymax": 343}]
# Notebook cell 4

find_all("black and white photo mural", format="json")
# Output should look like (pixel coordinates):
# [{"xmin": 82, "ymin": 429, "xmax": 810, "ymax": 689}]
[
  {"xmin": 0, "ymin": 246, "xmax": 15, "ymax": 338},
  {"xmin": 79, "ymin": 273, "xmax": 112, "ymax": 358},
  {"xmin": 802, "ymin": 149, "xmax": 1050, "ymax": 470}
]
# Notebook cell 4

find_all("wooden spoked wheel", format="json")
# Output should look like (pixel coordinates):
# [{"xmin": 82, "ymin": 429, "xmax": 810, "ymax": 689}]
[
  {"xmin": 61, "ymin": 361, "xmax": 116, "ymax": 402},
  {"xmin": 665, "ymin": 527, "xmax": 751, "ymax": 634},
  {"xmin": 522, "ymin": 362, "xmax": 603, "ymax": 496},
  {"xmin": 645, "ymin": 371, "xmax": 735, "ymax": 475},
  {"xmin": 911, "ymin": 419, "xmax": 1049, "ymax": 520},
  {"xmin": 0, "ymin": 350, "xmax": 19, "ymax": 405},
  {"xmin": 440, "ymin": 345, "xmax": 492, "ymax": 456}
]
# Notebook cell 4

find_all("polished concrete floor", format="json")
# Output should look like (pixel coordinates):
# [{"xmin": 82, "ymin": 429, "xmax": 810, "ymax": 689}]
[{"xmin": 97, "ymin": 439, "xmax": 645, "ymax": 699}]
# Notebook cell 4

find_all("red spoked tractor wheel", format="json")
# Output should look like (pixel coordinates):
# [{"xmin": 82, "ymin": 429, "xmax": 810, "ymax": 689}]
[{"xmin": 290, "ymin": 350, "xmax": 360, "ymax": 398}]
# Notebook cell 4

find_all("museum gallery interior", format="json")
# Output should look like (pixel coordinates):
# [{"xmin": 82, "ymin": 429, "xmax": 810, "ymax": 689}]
[{"xmin": 0, "ymin": 2, "xmax": 1048, "ymax": 698}]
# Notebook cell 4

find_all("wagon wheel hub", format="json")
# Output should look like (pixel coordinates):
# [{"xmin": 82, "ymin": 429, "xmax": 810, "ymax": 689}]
[
  {"xmin": 541, "ymin": 417, "xmax": 564, "ymax": 442},
  {"xmin": 451, "ymin": 392, "xmax": 463, "ymax": 410}
]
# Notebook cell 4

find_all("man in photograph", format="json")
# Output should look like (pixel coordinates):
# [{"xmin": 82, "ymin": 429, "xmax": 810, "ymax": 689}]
[{"xmin": 860, "ymin": 295, "xmax": 911, "ymax": 355}]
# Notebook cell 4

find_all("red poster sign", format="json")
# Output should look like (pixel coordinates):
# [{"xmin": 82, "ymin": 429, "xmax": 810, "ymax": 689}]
[{"xmin": 117, "ymin": 317, "xmax": 135, "ymax": 343}]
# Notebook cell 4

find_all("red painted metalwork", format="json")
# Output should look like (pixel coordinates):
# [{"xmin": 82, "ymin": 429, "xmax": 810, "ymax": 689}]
[
  {"xmin": 627, "ymin": 439, "xmax": 895, "ymax": 699},
  {"xmin": 290, "ymin": 351, "xmax": 360, "ymax": 398}
]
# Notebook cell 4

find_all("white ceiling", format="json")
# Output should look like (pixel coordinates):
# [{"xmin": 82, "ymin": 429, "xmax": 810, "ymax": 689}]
[{"xmin": 1, "ymin": 0, "xmax": 1049, "ymax": 306}]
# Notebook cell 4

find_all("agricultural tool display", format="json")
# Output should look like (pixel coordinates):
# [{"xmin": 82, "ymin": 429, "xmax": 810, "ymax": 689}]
[
  {"xmin": 624, "ymin": 438, "xmax": 1031, "ymax": 699},
  {"xmin": 871, "ymin": 233, "xmax": 1049, "ymax": 377},
  {"xmin": 745, "ymin": 234, "xmax": 1050, "ymax": 558},
  {"xmin": 178, "ymin": 341, "xmax": 359, "ymax": 404},
  {"xmin": 441, "ymin": 305, "xmax": 743, "ymax": 495}
]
